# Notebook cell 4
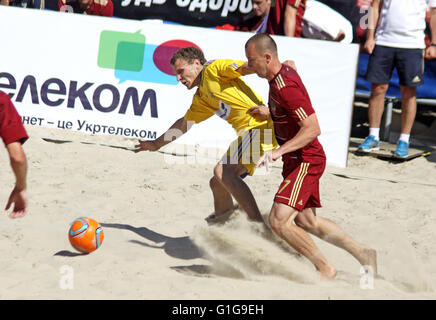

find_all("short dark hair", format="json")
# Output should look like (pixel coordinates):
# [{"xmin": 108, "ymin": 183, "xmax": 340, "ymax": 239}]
[
  {"xmin": 170, "ymin": 46, "xmax": 206, "ymax": 66},
  {"xmin": 245, "ymin": 33, "xmax": 278, "ymax": 56}
]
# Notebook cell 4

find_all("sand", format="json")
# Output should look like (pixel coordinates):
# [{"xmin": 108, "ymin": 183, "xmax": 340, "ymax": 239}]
[{"xmin": 1, "ymin": 124, "xmax": 435, "ymax": 300}]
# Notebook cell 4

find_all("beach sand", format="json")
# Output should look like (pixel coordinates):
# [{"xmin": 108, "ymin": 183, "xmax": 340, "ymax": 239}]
[{"xmin": 1, "ymin": 124, "xmax": 435, "ymax": 300}]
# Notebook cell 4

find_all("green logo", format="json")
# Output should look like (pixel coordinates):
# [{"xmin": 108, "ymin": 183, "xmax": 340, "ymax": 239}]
[{"xmin": 97, "ymin": 30, "xmax": 145, "ymax": 72}]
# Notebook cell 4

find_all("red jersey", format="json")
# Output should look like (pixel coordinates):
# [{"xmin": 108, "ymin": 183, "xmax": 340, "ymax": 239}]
[
  {"xmin": 0, "ymin": 91, "xmax": 28, "ymax": 147},
  {"xmin": 268, "ymin": 64, "xmax": 325, "ymax": 164},
  {"xmin": 58, "ymin": 0, "xmax": 113, "ymax": 17},
  {"xmin": 266, "ymin": 0, "xmax": 306, "ymax": 37}
]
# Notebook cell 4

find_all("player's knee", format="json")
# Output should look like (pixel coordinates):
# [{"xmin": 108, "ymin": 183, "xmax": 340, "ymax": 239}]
[
  {"xmin": 269, "ymin": 215, "xmax": 282, "ymax": 236},
  {"xmin": 220, "ymin": 165, "xmax": 240, "ymax": 185},
  {"xmin": 295, "ymin": 216, "xmax": 318, "ymax": 232},
  {"xmin": 213, "ymin": 164, "xmax": 224, "ymax": 182},
  {"xmin": 209, "ymin": 176, "xmax": 220, "ymax": 190},
  {"xmin": 269, "ymin": 212, "xmax": 287, "ymax": 236}
]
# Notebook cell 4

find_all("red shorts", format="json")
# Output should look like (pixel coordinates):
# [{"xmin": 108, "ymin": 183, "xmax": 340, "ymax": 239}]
[{"xmin": 274, "ymin": 159, "xmax": 326, "ymax": 211}]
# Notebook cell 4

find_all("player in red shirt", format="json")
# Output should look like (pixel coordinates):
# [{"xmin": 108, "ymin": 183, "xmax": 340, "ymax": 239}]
[
  {"xmin": 0, "ymin": 91, "xmax": 28, "ymax": 218},
  {"xmin": 266, "ymin": 0, "xmax": 305, "ymax": 37},
  {"xmin": 244, "ymin": 34, "xmax": 377, "ymax": 279},
  {"xmin": 58, "ymin": 0, "xmax": 113, "ymax": 17}
]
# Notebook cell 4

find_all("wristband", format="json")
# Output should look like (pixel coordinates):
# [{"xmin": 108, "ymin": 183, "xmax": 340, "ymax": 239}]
[{"xmin": 431, "ymin": 43, "xmax": 436, "ymax": 47}]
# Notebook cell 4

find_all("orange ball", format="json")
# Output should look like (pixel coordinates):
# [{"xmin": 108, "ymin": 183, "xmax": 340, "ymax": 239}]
[{"xmin": 68, "ymin": 217, "xmax": 104, "ymax": 253}]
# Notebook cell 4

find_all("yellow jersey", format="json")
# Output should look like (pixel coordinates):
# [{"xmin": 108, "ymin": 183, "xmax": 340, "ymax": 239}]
[{"xmin": 184, "ymin": 59, "xmax": 271, "ymax": 133}]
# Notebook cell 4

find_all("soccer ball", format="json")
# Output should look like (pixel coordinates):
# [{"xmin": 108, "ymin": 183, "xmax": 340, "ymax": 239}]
[{"xmin": 68, "ymin": 217, "xmax": 104, "ymax": 253}]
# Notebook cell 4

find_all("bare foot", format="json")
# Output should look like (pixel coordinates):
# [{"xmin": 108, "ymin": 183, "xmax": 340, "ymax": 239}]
[
  {"xmin": 205, "ymin": 204, "xmax": 239, "ymax": 225},
  {"xmin": 319, "ymin": 263, "xmax": 337, "ymax": 280},
  {"xmin": 358, "ymin": 248, "xmax": 377, "ymax": 276}
]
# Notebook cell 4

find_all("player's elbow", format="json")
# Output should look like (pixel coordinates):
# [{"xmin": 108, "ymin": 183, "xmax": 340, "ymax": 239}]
[
  {"xmin": 314, "ymin": 126, "xmax": 321, "ymax": 138},
  {"xmin": 307, "ymin": 115, "xmax": 321, "ymax": 138},
  {"xmin": 307, "ymin": 126, "xmax": 321, "ymax": 143}
]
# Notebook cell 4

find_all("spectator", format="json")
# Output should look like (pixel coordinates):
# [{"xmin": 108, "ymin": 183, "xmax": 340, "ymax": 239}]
[
  {"xmin": 239, "ymin": 0, "xmax": 271, "ymax": 33},
  {"xmin": 0, "ymin": 0, "xmax": 44, "ymax": 8},
  {"xmin": 266, "ymin": 0, "xmax": 306, "ymax": 37},
  {"xmin": 250, "ymin": 0, "xmax": 271, "ymax": 33},
  {"xmin": 357, "ymin": 0, "xmax": 436, "ymax": 158},
  {"xmin": 219, "ymin": 0, "xmax": 350, "ymax": 43},
  {"xmin": 58, "ymin": 0, "xmax": 113, "ymax": 17},
  {"xmin": 217, "ymin": 0, "xmax": 271, "ymax": 33},
  {"xmin": 0, "ymin": 91, "xmax": 29, "ymax": 219}
]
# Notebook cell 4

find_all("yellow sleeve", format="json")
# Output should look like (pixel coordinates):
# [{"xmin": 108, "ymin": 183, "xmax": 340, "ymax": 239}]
[
  {"xmin": 183, "ymin": 93, "xmax": 213, "ymax": 124},
  {"xmin": 205, "ymin": 59, "xmax": 247, "ymax": 80}
]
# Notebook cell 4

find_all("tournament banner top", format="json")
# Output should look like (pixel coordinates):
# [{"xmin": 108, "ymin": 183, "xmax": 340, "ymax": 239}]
[
  {"xmin": 45, "ymin": 0, "xmax": 366, "ymax": 37},
  {"xmin": 115, "ymin": 0, "xmax": 253, "ymax": 27},
  {"xmin": 43, "ymin": 0, "xmax": 253, "ymax": 27},
  {"xmin": 44, "ymin": 0, "xmax": 366, "ymax": 38}
]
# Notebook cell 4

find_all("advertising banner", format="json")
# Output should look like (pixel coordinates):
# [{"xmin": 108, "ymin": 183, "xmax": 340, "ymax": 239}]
[
  {"xmin": 44, "ymin": 0, "xmax": 365, "ymax": 34},
  {"xmin": 112, "ymin": 0, "xmax": 253, "ymax": 27},
  {"xmin": 0, "ymin": 6, "xmax": 359, "ymax": 168}
]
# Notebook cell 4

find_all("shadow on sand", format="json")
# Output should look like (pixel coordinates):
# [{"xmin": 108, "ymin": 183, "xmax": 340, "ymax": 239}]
[
  {"xmin": 54, "ymin": 222, "xmax": 245, "ymax": 279},
  {"xmin": 53, "ymin": 250, "xmax": 87, "ymax": 257},
  {"xmin": 101, "ymin": 223, "xmax": 203, "ymax": 260},
  {"xmin": 101, "ymin": 222, "xmax": 220, "ymax": 277}
]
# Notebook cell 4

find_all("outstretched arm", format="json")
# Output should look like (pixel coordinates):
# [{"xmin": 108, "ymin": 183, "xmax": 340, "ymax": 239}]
[
  {"xmin": 5, "ymin": 141, "xmax": 28, "ymax": 218},
  {"xmin": 236, "ymin": 62, "xmax": 255, "ymax": 76},
  {"xmin": 134, "ymin": 116, "xmax": 191, "ymax": 152}
]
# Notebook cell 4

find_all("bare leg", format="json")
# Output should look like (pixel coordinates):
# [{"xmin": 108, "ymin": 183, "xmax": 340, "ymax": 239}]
[
  {"xmin": 368, "ymin": 83, "xmax": 389, "ymax": 130},
  {"xmin": 209, "ymin": 175, "xmax": 235, "ymax": 215},
  {"xmin": 214, "ymin": 161, "xmax": 264, "ymax": 223},
  {"xmin": 208, "ymin": 160, "xmax": 266, "ymax": 226},
  {"xmin": 399, "ymin": 86, "xmax": 417, "ymax": 135},
  {"xmin": 269, "ymin": 202, "xmax": 337, "ymax": 279},
  {"xmin": 295, "ymin": 208, "xmax": 377, "ymax": 275}
]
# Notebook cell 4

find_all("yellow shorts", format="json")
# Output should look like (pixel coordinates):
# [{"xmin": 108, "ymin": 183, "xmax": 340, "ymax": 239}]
[{"xmin": 225, "ymin": 120, "xmax": 278, "ymax": 176}]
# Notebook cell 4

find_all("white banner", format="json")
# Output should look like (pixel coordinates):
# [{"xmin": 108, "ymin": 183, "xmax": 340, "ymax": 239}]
[{"xmin": 0, "ymin": 7, "xmax": 359, "ymax": 168}]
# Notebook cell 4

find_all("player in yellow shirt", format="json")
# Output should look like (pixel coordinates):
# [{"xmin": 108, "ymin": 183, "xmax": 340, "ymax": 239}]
[{"xmin": 134, "ymin": 46, "xmax": 277, "ymax": 225}]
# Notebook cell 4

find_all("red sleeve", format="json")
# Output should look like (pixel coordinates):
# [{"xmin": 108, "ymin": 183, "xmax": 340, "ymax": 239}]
[
  {"xmin": 287, "ymin": 0, "xmax": 303, "ymax": 9},
  {"xmin": 101, "ymin": 0, "xmax": 113, "ymax": 17},
  {"xmin": 58, "ymin": 0, "xmax": 65, "ymax": 10},
  {"xmin": 280, "ymin": 83, "xmax": 315, "ymax": 122},
  {"xmin": 0, "ymin": 92, "xmax": 28, "ymax": 147}
]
